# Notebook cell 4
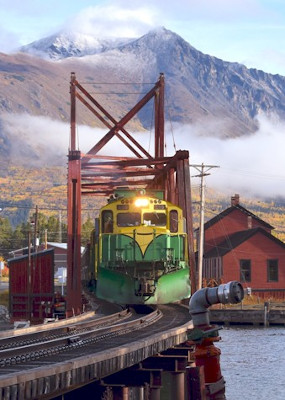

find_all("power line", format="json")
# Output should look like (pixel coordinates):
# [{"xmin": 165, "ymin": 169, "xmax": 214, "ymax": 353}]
[{"xmin": 79, "ymin": 81, "xmax": 156, "ymax": 85}]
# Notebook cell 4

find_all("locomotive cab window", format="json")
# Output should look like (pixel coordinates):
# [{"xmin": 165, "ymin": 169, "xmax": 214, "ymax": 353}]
[
  {"xmin": 117, "ymin": 213, "xmax": 141, "ymax": 227},
  {"xmin": 143, "ymin": 213, "xmax": 166, "ymax": 226},
  {"xmin": 102, "ymin": 210, "xmax": 113, "ymax": 233},
  {"xmin": 170, "ymin": 210, "xmax": 178, "ymax": 232}
]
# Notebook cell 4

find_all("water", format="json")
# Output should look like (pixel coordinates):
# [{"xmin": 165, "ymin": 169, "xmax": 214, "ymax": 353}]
[{"xmin": 217, "ymin": 326, "xmax": 285, "ymax": 400}]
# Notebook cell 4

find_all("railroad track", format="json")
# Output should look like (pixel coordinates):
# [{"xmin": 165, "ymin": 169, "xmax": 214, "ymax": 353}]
[
  {"xmin": 0, "ymin": 305, "xmax": 161, "ymax": 372},
  {"xmin": 0, "ymin": 308, "xmax": 131, "ymax": 351},
  {"xmin": 0, "ymin": 303, "xmax": 192, "ymax": 400}
]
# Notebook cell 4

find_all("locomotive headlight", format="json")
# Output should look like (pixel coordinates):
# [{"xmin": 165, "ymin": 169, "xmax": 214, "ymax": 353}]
[{"xmin": 135, "ymin": 198, "xmax": 149, "ymax": 207}]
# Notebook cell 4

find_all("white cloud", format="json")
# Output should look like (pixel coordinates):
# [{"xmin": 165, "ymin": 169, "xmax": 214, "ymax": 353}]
[
  {"xmin": 1, "ymin": 111, "xmax": 285, "ymax": 199},
  {"xmin": 1, "ymin": 113, "xmax": 69, "ymax": 165},
  {"xmin": 0, "ymin": 113, "xmax": 141, "ymax": 165},
  {"xmin": 67, "ymin": 3, "xmax": 159, "ymax": 38},
  {"xmin": 0, "ymin": 26, "xmax": 20, "ymax": 53},
  {"xmin": 169, "ymin": 113, "xmax": 285, "ymax": 198}
]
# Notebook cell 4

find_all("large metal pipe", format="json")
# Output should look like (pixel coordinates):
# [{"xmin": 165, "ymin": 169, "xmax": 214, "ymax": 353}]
[{"xmin": 189, "ymin": 281, "xmax": 244, "ymax": 327}]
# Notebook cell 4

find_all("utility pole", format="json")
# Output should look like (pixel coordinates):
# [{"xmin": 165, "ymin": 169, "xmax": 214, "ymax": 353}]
[
  {"xmin": 33, "ymin": 205, "xmax": 38, "ymax": 252},
  {"xmin": 191, "ymin": 163, "xmax": 219, "ymax": 290},
  {"xmin": 27, "ymin": 230, "xmax": 32, "ymax": 321},
  {"xmin": 44, "ymin": 229, "xmax": 48, "ymax": 249},
  {"xmin": 58, "ymin": 210, "xmax": 62, "ymax": 243}
]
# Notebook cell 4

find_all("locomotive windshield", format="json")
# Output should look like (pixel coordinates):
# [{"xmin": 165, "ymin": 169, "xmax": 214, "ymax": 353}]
[
  {"xmin": 117, "ymin": 213, "xmax": 140, "ymax": 227},
  {"xmin": 143, "ymin": 213, "xmax": 166, "ymax": 226},
  {"xmin": 116, "ymin": 212, "xmax": 167, "ymax": 227}
]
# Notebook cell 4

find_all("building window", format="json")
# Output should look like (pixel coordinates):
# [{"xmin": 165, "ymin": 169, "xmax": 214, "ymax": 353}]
[
  {"xmin": 240, "ymin": 259, "xmax": 251, "ymax": 282},
  {"xmin": 267, "ymin": 259, "xmax": 278, "ymax": 282}
]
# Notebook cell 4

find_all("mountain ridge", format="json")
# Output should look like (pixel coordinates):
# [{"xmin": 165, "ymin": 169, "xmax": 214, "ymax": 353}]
[
  {"xmin": 1, "ymin": 27, "xmax": 285, "ymax": 166},
  {"xmin": 20, "ymin": 30, "xmax": 135, "ymax": 60},
  {"xmin": 17, "ymin": 27, "xmax": 285, "ymax": 132}
]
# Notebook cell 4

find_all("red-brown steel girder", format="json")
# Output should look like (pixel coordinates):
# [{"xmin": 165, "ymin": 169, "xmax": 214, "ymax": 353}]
[
  {"xmin": 154, "ymin": 73, "xmax": 165, "ymax": 158},
  {"xmin": 66, "ymin": 150, "xmax": 82, "ymax": 316},
  {"xmin": 66, "ymin": 72, "xmax": 82, "ymax": 316},
  {"xmin": 67, "ymin": 73, "xmax": 196, "ymax": 314}
]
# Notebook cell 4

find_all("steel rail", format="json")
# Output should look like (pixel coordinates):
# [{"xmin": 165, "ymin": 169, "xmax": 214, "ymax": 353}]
[
  {"xmin": 0, "ymin": 308, "xmax": 131, "ymax": 351},
  {"xmin": 0, "ymin": 308, "xmax": 161, "ymax": 368}
]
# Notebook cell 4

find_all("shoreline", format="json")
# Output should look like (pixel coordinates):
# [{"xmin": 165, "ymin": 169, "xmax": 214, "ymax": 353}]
[{"xmin": 209, "ymin": 303, "xmax": 285, "ymax": 326}]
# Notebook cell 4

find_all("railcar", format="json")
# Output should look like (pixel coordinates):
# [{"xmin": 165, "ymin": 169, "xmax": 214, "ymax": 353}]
[{"xmin": 87, "ymin": 188, "xmax": 190, "ymax": 305}]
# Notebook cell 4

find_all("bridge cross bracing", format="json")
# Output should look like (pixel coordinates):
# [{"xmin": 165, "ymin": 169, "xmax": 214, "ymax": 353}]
[{"xmin": 67, "ymin": 73, "xmax": 196, "ymax": 315}]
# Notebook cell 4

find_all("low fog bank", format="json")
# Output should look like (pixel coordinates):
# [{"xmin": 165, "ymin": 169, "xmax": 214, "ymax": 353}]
[
  {"xmin": 169, "ymin": 113, "xmax": 285, "ymax": 200},
  {"xmin": 1, "ymin": 112, "xmax": 284, "ymax": 200}
]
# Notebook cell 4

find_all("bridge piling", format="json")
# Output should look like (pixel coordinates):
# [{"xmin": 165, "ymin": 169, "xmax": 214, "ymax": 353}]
[
  {"xmin": 112, "ymin": 386, "xmax": 129, "ymax": 400},
  {"xmin": 170, "ymin": 372, "xmax": 185, "ymax": 400},
  {"xmin": 149, "ymin": 387, "xmax": 161, "ymax": 400}
]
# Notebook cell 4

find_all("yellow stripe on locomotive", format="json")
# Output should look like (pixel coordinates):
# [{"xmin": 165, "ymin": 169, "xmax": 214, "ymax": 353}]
[{"xmin": 91, "ymin": 189, "xmax": 191, "ymax": 304}]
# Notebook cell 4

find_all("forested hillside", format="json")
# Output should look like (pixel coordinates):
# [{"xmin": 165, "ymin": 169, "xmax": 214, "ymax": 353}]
[{"xmin": 0, "ymin": 166, "xmax": 284, "ymax": 259}]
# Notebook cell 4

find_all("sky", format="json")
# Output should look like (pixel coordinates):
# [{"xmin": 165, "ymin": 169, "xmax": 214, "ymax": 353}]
[{"xmin": 1, "ymin": 0, "xmax": 285, "ymax": 76}]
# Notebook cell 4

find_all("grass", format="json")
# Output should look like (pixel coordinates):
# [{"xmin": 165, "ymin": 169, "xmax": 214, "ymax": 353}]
[
  {"xmin": 0, "ymin": 291, "xmax": 9, "ymax": 308},
  {"xmin": 210, "ymin": 294, "xmax": 285, "ymax": 310}
]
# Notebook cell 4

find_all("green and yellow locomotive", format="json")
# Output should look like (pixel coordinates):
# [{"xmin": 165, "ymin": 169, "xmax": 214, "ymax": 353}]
[{"xmin": 89, "ymin": 188, "xmax": 190, "ymax": 305}]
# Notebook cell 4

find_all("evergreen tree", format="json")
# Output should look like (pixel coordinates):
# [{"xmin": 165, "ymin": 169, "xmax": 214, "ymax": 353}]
[
  {"xmin": 81, "ymin": 216, "xmax": 95, "ymax": 246},
  {"xmin": 46, "ymin": 215, "xmax": 60, "ymax": 242},
  {"xmin": 11, "ymin": 224, "xmax": 26, "ymax": 251},
  {"xmin": 1, "ymin": 212, "xmax": 89, "ymax": 260},
  {"xmin": 0, "ymin": 217, "xmax": 13, "ymax": 258}
]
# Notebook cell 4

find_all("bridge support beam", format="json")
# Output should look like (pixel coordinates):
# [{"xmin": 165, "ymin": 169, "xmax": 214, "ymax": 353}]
[
  {"xmin": 100, "ymin": 368, "xmax": 162, "ymax": 399},
  {"xmin": 140, "ymin": 354, "xmax": 188, "ymax": 400},
  {"xmin": 112, "ymin": 386, "xmax": 129, "ymax": 400},
  {"xmin": 67, "ymin": 72, "xmax": 82, "ymax": 316},
  {"xmin": 186, "ymin": 366, "xmax": 207, "ymax": 400},
  {"xmin": 149, "ymin": 387, "xmax": 161, "ymax": 400},
  {"xmin": 132, "ymin": 387, "xmax": 144, "ymax": 400},
  {"xmin": 170, "ymin": 372, "xmax": 185, "ymax": 400}
]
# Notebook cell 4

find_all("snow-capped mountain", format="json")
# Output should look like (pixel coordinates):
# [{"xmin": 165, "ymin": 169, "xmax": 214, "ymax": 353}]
[
  {"xmin": 1, "ymin": 25, "xmax": 285, "ymax": 167},
  {"xmin": 20, "ymin": 30, "xmax": 134, "ymax": 60}
]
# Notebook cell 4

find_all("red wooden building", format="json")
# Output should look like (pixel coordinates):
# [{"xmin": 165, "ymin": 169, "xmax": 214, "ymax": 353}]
[
  {"xmin": 202, "ymin": 194, "xmax": 285, "ymax": 299},
  {"xmin": 8, "ymin": 249, "xmax": 55, "ymax": 322}
]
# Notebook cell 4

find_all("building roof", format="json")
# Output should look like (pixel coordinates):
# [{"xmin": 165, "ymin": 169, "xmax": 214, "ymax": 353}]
[
  {"xmin": 204, "ymin": 204, "xmax": 274, "ymax": 231},
  {"xmin": 204, "ymin": 227, "xmax": 285, "ymax": 258},
  {"xmin": 47, "ymin": 242, "xmax": 85, "ymax": 254},
  {"xmin": 7, "ymin": 248, "xmax": 54, "ymax": 263},
  {"xmin": 47, "ymin": 242, "xmax": 68, "ymax": 250}
]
